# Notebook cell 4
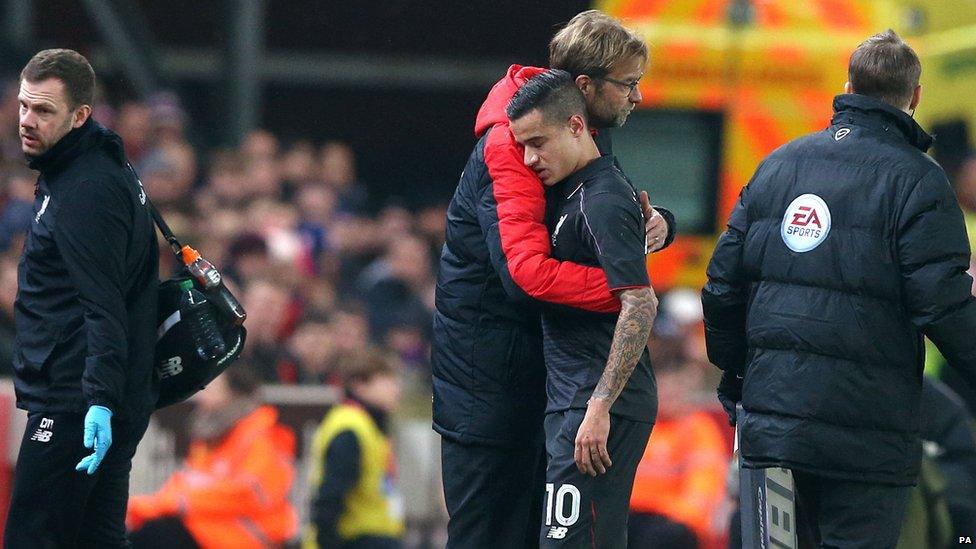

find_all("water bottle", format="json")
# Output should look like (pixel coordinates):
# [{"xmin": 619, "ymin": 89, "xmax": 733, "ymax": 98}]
[
  {"xmin": 180, "ymin": 245, "xmax": 247, "ymax": 326},
  {"xmin": 179, "ymin": 279, "xmax": 227, "ymax": 361}
]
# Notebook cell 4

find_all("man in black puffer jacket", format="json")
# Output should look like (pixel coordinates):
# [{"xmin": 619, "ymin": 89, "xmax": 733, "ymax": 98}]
[{"xmin": 702, "ymin": 30, "xmax": 976, "ymax": 547}]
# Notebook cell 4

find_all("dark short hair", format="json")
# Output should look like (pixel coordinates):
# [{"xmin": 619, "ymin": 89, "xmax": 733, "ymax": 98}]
[
  {"xmin": 506, "ymin": 69, "xmax": 587, "ymax": 125},
  {"xmin": 20, "ymin": 49, "xmax": 95, "ymax": 108},
  {"xmin": 848, "ymin": 29, "xmax": 920, "ymax": 108}
]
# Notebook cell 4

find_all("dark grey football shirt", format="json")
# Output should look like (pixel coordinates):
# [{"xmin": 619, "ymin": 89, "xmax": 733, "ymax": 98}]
[{"xmin": 542, "ymin": 155, "xmax": 656, "ymax": 423}]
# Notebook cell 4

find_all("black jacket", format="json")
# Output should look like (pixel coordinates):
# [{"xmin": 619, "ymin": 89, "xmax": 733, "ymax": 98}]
[
  {"xmin": 432, "ymin": 131, "xmax": 547, "ymax": 447},
  {"xmin": 13, "ymin": 118, "xmax": 159, "ymax": 419},
  {"xmin": 702, "ymin": 94, "xmax": 976, "ymax": 485}
]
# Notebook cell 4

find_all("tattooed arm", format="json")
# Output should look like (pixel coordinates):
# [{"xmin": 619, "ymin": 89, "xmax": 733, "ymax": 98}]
[
  {"xmin": 574, "ymin": 286, "xmax": 658, "ymax": 476},
  {"xmin": 593, "ymin": 287, "xmax": 658, "ymax": 403}
]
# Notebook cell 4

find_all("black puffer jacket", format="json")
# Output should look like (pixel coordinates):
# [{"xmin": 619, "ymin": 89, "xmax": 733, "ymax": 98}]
[{"xmin": 702, "ymin": 94, "xmax": 976, "ymax": 485}]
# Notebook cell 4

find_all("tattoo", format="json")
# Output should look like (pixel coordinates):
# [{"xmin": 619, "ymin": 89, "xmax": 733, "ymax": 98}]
[{"xmin": 591, "ymin": 287, "xmax": 657, "ymax": 405}]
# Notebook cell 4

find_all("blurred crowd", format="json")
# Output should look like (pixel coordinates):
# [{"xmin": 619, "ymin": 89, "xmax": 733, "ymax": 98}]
[{"xmin": 0, "ymin": 81, "xmax": 443, "ymax": 413}]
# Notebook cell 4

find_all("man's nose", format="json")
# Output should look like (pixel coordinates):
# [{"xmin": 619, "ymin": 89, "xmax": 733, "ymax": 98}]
[
  {"xmin": 630, "ymin": 86, "xmax": 643, "ymax": 104},
  {"xmin": 524, "ymin": 151, "xmax": 539, "ymax": 167},
  {"xmin": 20, "ymin": 111, "xmax": 36, "ymax": 128}
]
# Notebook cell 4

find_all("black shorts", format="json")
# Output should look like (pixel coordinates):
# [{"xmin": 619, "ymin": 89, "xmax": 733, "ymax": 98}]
[{"xmin": 540, "ymin": 410, "xmax": 653, "ymax": 549}]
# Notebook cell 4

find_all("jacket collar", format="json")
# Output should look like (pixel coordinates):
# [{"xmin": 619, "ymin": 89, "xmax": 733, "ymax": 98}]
[
  {"xmin": 556, "ymin": 154, "xmax": 616, "ymax": 198},
  {"xmin": 831, "ymin": 94, "xmax": 933, "ymax": 152},
  {"xmin": 27, "ymin": 117, "xmax": 126, "ymax": 176}
]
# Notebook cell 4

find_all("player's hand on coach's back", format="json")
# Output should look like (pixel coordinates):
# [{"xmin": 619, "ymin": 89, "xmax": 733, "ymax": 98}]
[
  {"xmin": 640, "ymin": 191, "xmax": 667, "ymax": 253},
  {"xmin": 75, "ymin": 405, "xmax": 113, "ymax": 475}
]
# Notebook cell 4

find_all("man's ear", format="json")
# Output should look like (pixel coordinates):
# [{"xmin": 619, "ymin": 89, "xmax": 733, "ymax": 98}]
[
  {"xmin": 569, "ymin": 114, "xmax": 586, "ymax": 137},
  {"xmin": 910, "ymin": 84, "xmax": 922, "ymax": 111},
  {"xmin": 72, "ymin": 104, "xmax": 92, "ymax": 129},
  {"xmin": 575, "ymin": 74, "xmax": 595, "ymax": 98},
  {"xmin": 844, "ymin": 81, "xmax": 854, "ymax": 94}
]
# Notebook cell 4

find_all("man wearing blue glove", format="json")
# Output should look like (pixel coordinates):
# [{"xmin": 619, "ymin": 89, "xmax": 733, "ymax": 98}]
[{"xmin": 6, "ymin": 49, "xmax": 159, "ymax": 547}]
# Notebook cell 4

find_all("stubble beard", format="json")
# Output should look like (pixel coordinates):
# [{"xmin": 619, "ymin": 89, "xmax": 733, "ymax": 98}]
[{"xmin": 33, "ymin": 114, "xmax": 76, "ymax": 156}]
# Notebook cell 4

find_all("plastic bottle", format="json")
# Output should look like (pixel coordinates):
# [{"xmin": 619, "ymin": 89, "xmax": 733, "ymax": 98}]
[
  {"xmin": 179, "ymin": 279, "xmax": 227, "ymax": 361},
  {"xmin": 180, "ymin": 245, "xmax": 247, "ymax": 326}
]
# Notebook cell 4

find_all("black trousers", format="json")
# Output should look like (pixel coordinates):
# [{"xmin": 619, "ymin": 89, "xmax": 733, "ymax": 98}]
[
  {"xmin": 792, "ymin": 470, "xmax": 910, "ymax": 549},
  {"xmin": 441, "ymin": 436, "xmax": 547, "ymax": 549},
  {"xmin": 539, "ymin": 410, "xmax": 653, "ymax": 549},
  {"xmin": 4, "ymin": 411, "xmax": 150, "ymax": 548}
]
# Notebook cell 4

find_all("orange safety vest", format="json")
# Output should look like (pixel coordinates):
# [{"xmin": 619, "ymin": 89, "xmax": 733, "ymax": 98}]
[
  {"xmin": 133, "ymin": 406, "xmax": 299, "ymax": 548},
  {"xmin": 630, "ymin": 411, "xmax": 729, "ymax": 544}
]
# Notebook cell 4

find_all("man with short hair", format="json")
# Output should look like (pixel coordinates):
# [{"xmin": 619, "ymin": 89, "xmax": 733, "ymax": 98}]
[
  {"xmin": 507, "ymin": 69, "xmax": 657, "ymax": 548},
  {"xmin": 433, "ymin": 10, "xmax": 673, "ymax": 548},
  {"xmin": 6, "ymin": 49, "xmax": 159, "ymax": 547},
  {"xmin": 703, "ymin": 29, "xmax": 976, "ymax": 546}
]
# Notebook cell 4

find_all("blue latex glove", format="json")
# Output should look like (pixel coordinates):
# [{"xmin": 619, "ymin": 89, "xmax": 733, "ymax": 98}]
[{"xmin": 75, "ymin": 405, "xmax": 113, "ymax": 475}]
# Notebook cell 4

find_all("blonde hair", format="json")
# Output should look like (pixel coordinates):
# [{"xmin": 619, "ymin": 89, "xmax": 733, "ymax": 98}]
[{"xmin": 549, "ymin": 10, "xmax": 648, "ymax": 78}]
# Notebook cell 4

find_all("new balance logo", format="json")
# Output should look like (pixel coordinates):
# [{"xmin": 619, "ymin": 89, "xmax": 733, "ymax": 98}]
[
  {"xmin": 30, "ymin": 417, "xmax": 54, "ymax": 442},
  {"xmin": 546, "ymin": 526, "xmax": 568, "ymax": 540},
  {"xmin": 158, "ymin": 356, "xmax": 183, "ymax": 379}
]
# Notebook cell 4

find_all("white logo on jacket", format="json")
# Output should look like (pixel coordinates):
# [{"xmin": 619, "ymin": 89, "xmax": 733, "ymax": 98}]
[
  {"xmin": 834, "ymin": 127, "xmax": 851, "ymax": 141},
  {"xmin": 781, "ymin": 194, "xmax": 831, "ymax": 253},
  {"xmin": 34, "ymin": 195, "xmax": 50, "ymax": 222},
  {"xmin": 552, "ymin": 214, "xmax": 568, "ymax": 246},
  {"xmin": 136, "ymin": 179, "xmax": 147, "ymax": 205}
]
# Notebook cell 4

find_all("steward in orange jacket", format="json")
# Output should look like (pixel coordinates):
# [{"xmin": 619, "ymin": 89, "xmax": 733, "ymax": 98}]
[
  {"xmin": 629, "ymin": 359, "xmax": 730, "ymax": 549},
  {"xmin": 127, "ymin": 368, "xmax": 298, "ymax": 548}
]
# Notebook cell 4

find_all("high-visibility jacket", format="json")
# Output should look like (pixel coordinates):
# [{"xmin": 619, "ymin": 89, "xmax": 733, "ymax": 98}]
[
  {"xmin": 127, "ymin": 406, "xmax": 298, "ymax": 548},
  {"xmin": 630, "ymin": 411, "xmax": 728, "ymax": 543},
  {"xmin": 303, "ymin": 403, "xmax": 403, "ymax": 547}
]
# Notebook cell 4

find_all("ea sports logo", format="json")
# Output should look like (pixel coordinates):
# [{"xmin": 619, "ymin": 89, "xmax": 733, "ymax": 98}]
[{"xmin": 781, "ymin": 194, "xmax": 831, "ymax": 252}]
